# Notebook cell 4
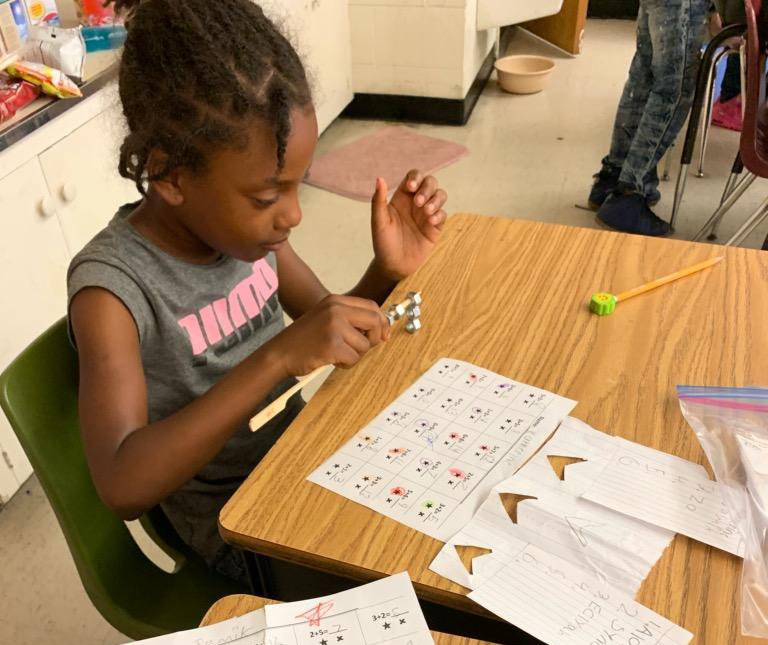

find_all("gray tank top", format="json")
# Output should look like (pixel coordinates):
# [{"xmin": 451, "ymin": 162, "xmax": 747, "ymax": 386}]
[{"xmin": 67, "ymin": 203, "xmax": 300, "ymax": 563}]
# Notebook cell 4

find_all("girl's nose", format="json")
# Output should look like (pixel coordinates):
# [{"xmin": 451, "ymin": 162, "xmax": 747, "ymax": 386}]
[{"xmin": 275, "ymin": 196, "xmax": 302, "ymax": 230}]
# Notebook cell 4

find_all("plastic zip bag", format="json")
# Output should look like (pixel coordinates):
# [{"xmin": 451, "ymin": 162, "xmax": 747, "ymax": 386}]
[{"xmin": 678, "ymin": 385, "xmax": 768, "ymax": 638}]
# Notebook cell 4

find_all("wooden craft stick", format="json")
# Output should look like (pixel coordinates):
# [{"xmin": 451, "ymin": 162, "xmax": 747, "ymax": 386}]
[{"xmin": 249, "ymin": 365, "xmax": 327, "ymax": 432}]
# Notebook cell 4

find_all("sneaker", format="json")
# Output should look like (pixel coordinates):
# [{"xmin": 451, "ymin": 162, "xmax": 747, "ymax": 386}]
[
  {"xmin": 596, "ymin": 192, "xmax": 671, "ymax": 236},
  {"xmin": 588, "ymin": 166, "xmax": 621, "ymax": 210},
  {"xmin": 712, "ymin": 95, "xmax": 743, "ymax": 132},
  {"xmin": 589, "ymin": 167, "xmax": 660, "ymax": 210}
]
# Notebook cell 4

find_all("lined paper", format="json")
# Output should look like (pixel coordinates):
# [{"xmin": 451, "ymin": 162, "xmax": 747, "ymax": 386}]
[
  {"xmin": 307, "ymin": 358, "xmax": 576, "ymax": 540},
  {"xmin": 469, "ymin": 543, "xmax": 693, "ymax": 645},
  {"xmin": 430, "ymin": 417, "xmax": 674, "ymax": 596},
  {"xmin": 123, "ymin": 573, "xmax": 432, "ymax": 645},
  {"xmin": 582, "ymin": 441, "xmax": 745, "ymax": 556}
]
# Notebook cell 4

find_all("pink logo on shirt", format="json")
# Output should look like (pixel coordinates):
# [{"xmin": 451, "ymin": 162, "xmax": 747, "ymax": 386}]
[{"xmin": 177, "ymin": 259, "xmax": 278, "ymax": 356}]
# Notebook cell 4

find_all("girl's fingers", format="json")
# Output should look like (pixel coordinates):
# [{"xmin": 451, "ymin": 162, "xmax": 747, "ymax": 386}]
[
  {"xmin": 342, "ymin": 326, "xmax": 372, "ymax": 355},
  {"xmin": 423, "ymin": 189, "xmax": 447, "ymax": 216},
  {"xmin": 333, "ymin": 344, "xmax": 362, "ymax": 369},
  {"xmin": 429, "ymin": 209, "xmax": 447, "ymax": 230},
  {"xmin": 414, "ymin": 176, "xmax": 438, "ymax": 207},
  {"xmin": 403, "ymin": 169, "xmax": 423, "ymax": 193}
]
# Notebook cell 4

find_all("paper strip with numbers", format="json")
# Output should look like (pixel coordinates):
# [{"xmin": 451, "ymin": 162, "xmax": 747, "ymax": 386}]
[
  {"xmin": 307, "ymin": 358, "xmax": 577, "ymax": 541},
  {"xmin": 123, "ymin": 572, "xmax": 433, "ymax": 645},
  {"xmin": 580, "ymin": 435, "xmax": 745, "ymax": 556},
  {"xmin": 430, "ymin": 417, "xmax": 675, "ymax": 597},
  {"xmin": 468, "ymin": 542, "xmax": 693, "ymax": 645}
]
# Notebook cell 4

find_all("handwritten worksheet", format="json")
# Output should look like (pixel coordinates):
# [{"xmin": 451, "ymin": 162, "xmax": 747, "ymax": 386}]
[
  {"xmin": 430, "ymin": 417, "xmax": 675, "ymax": 597},
  {"xmin": 468, "ymin": 542, "xmax": 693, "ymax": 645},
  {"xmin": 124, "ymin": 572, "xmax": 433, "ymax": 645},
  {"xmin": 581, "ymin": 437, "xmax": 745, "ymax": 556},
  {"xmin": 307, "ymin": 358, "xmax": 577, "ymax": 540}
]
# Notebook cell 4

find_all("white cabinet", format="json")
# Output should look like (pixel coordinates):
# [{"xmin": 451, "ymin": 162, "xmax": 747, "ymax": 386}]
[
  {"xmin": 0, "ymin": 108, "xmax": 136, "ymax": 504},
  {"xmin": 260, "ymin": 0, "xmax": 352, "ymax": 133},
  {"xmin": 40, "ymin": 109, "xmax": 139, "ymax": 255},
  {"xmin": 476, "ymin": 0, "xmax": 564, "ymax": 30},
  {"xmin": 0, "ymin": 157, "xmax": 72, "ymax": 503}
]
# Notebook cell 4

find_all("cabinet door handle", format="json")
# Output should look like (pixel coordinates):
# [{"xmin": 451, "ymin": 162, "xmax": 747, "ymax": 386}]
[
  {"xmin": 61, "ymin": 183, "xmax": 78, "ymax": 203},
  {"xmin": 39, "ymin": 196, "xmax": 58, "ymax": 218}
]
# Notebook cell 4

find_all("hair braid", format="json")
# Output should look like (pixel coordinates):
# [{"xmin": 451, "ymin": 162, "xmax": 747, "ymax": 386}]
[{"xmin": 107, "ymin": 0, "xmax": 313, "ymax": 195}]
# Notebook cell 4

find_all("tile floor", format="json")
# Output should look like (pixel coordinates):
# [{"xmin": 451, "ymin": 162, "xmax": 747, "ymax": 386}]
[{"xmin": 1, "ymin": 18, "xmax": 766, "ymax": 645}]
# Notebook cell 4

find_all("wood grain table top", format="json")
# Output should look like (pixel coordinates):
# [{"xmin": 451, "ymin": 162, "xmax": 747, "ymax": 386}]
[{"xmin": 220, "ymin": 214, "xmax": 768, "ymax": 645}]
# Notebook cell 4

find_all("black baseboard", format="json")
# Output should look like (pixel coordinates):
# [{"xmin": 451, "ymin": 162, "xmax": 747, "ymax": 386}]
[
  {"xmin": 588, "ymin": 0, "xmax": 639, "ymax": 19},
  {"xmin": 341, "ymin": 48, "xmax": 496, "ymax": 126}
]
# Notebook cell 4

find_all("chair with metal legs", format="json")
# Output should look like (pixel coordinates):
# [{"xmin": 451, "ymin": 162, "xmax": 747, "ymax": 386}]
[
  {"xmin": 669, "ymin": 22, "xmax": 746, "ymax": 230},
  {"xmin": 693, "ymin": 0, "xmax": 768, "ymax": 247}
]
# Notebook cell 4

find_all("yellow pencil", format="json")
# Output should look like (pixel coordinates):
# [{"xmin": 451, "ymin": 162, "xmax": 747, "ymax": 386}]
[{"xmin": 590, "ymin": 256, "xmax": 724, "ymax": 315}]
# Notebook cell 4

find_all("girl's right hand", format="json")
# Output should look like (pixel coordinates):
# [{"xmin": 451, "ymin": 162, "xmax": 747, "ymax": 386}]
[{"xmin": 270, "ymin": 294, "xmax": 391, "ymax": 376}]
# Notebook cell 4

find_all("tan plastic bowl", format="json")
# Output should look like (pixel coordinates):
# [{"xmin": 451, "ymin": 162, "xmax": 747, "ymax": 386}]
[{"xmin": 495, "ymin": 55, "xmax": 555, "ymax": 94}]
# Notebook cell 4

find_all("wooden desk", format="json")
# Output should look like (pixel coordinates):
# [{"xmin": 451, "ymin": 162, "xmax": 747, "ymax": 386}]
[
  {"xmin": 201, "ymin": 594, "xmax": 499, "ymax": 644},
  {"xmin": 220, "ymin": 214, "xmax": 768, "ymax": 645}
]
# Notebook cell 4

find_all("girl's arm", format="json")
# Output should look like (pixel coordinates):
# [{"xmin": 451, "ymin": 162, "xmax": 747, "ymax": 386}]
[
  {"xmin": 276, "ymin": 170, "xmax": 447, "ymax": 316},
  {"xmin": 71, "ymin": 285, "xmax": 388, "ymax": 520},
  {"xmin": 276, "ymin": 242, "xmax": 397, "ymax": 316}
]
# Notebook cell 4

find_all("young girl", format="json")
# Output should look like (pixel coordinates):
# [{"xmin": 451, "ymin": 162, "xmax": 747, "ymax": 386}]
[{"xmin": 68, "ymin": 0, "xmax": 448, "ymax": 583}]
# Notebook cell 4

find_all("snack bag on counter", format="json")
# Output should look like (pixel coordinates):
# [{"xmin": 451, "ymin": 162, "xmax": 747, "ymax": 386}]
[
  {"xmin": 0, "ymin": 73, "xmax": 40, "ymax": 122},
  {"xmin": 25, "ymin": 25, "xmax": 85, "ymax": 82},
  {"xmin": 5, "ymin": 59, "xmax": 81, "ymax": 98},
  {"xmin": 75, "ymin": 0, "xmax": 116, "ymax": 26}
]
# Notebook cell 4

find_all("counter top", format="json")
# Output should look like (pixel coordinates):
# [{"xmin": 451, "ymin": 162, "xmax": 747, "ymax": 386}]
[{"xmin": 0, "ymin": 51, "xmax": 120, "ymax": 154}]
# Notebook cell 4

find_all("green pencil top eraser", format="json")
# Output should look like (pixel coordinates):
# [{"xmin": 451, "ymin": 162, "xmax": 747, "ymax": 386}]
[{"xmin": 590, "ymin": 292, "xmax": 617, "ymax": 316}]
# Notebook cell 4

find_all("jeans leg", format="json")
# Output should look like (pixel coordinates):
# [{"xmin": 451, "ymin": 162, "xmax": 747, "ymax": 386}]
[
  {"xmin": 618, "ymin": 0, "xmax": 709, "ymax": 194},
  {"xmin": 605, "ymin": 5, "xmax": 653, "ymax": 171}
]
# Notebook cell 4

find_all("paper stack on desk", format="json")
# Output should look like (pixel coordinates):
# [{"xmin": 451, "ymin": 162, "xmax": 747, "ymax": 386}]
[
  {"xmin": 126, "ymin": 572, "xmax": 433, "ymax": 645},
  {"xmin": 429, "ymin": 415, "xmax": 747, "ymax": 645},
  {"xmin": 307, "ymin": 358, "xmax": 576, "ymax": 541}
]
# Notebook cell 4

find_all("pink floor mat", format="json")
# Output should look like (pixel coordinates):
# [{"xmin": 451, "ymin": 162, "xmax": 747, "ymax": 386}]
[{"xmin": 305, "ymin": 125, "xmax": 469, "ymax": 201}]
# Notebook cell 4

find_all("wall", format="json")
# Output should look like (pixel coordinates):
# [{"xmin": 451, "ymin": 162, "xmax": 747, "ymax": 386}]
[
  {"xmin": 260, "ymin": 0, "xmax": 353, "ymax": 132},
  {"xmin": 349, "ymin": 0, "xmax": 497, "ymax": 100}
]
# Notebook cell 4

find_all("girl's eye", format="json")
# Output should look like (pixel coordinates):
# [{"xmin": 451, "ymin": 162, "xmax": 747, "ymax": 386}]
[{"xmin": 251, "ymin": 195, "xmax": 279, "ymax": 208}]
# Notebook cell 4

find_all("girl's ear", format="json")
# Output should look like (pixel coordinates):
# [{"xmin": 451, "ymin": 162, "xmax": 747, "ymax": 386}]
[{"xmin": 146, "ymin": 148, "xmax": 185, "ymax": 206}]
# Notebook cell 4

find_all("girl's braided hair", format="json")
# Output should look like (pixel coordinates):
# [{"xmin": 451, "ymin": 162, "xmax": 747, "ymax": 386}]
[{"xmin": 108, "ymin": 0, "xmax": 313, "ymax": 195}]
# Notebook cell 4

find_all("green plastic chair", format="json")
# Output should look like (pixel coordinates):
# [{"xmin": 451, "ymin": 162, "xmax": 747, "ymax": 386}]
[{"xmin": 0, "ymin": 318, "xmax": 247, "ymax": 640}]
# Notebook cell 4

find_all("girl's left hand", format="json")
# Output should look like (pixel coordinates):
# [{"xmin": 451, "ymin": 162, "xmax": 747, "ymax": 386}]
[{"xmin": 371, "ymin": 170, "xmax": 448, "ymax": 280}]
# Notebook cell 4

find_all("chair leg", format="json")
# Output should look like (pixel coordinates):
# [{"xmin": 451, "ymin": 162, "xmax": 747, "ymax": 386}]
[
  {"xmin": 725, "ymin": 197, "xmax": 768, "ymax": 246},
  {"xmin": 670, "ymin": 165, "xmax": 689, "ymax": 230},
  {"xmin": 696, "ymin": 48, "xmax": 729, "ymax": 178},
  {"xmin": 669, "ymin": 24, "xmax": 745, "ymax": 230},
  {"xmin": 709, "ymin": 153, "xmax": 746, "ymax": 240},
  {"xmin": 661, "ymin": 144, "xmax": 674, "ymax": 181},
  {"xmin": 692, "ymin": 171, "xmax": 756, "ymax": 240}
]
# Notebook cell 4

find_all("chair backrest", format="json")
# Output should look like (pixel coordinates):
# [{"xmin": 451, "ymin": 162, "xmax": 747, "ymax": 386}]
[
  {"xmin": 0, "ymin": 319, "xmax": 187, "ymax": 635},
  {"xmin": 740, "ymin": 0, "xmax": 768, "ymax": 176}
]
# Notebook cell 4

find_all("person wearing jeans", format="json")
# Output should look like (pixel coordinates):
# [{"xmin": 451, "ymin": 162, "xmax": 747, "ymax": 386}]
[{"xmin": 588, "ymin": 0, "xmax": 709, "ymax": 236}]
